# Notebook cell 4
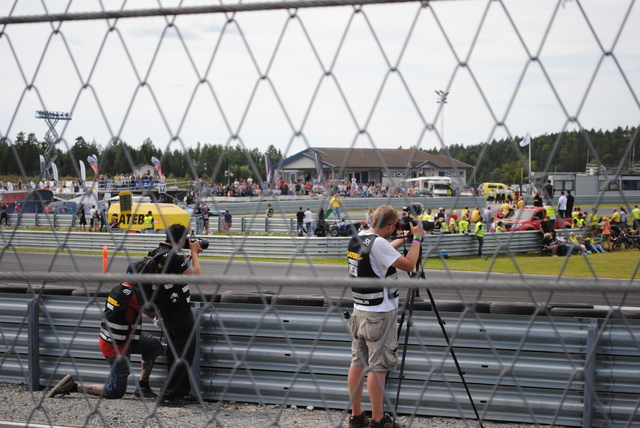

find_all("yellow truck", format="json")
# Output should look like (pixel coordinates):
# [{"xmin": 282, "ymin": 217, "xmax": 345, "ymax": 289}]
[{"xmin": 107, "ymin": 192, "xmax": 190, "ymax": 232}]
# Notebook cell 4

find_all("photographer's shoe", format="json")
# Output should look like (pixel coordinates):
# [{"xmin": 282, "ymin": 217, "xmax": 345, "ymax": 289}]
[
  {"xmin": 47, "ymin": 375, "xmax": 78, "ymax": 398},
  {"xmin": 157, "ymin": 396, "xmax": 185, "ymax": 407},
  {"xmin": 369, "ymin": 413, "xmax": 404, "ymax": 428},
  {"xmin": 134, "ymin": 385, "xmax": 157, "ymax": 398},
  {"xmin": 178, "ymin": 393, "xmax": 198, "ymax": 403},
  {"xmin": 349, "ymin": 411, "xmax": 370, "ymax": 428}
]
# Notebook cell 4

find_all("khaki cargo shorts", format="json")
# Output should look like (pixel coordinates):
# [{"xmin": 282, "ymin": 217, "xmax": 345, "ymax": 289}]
[{"xmin": 347, "ymin": 308, "xmax": 398, "ymax": 372}]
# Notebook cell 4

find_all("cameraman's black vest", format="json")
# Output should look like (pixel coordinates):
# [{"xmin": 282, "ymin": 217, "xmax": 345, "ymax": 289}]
[
  {"xmin": 348, "ymin": 234, "xmax": 399, "ymax": 306},
  {"xmin": 100, "ymin": 284, "xmax": 141, "ymax": 346},
  {"xmin": 154, "ymin": 244, "xmax": 192, "ymax": 308}
]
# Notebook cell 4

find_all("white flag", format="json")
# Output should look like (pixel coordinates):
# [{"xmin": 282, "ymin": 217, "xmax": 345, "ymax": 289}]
[
  {"xmin": 79, "ymin": 160, "xmax": 86, "ymax": 182},
  {"xmin": 51, "ymin": 162, "xmax": 59, "ymax": 182},
  {"xmin": 519, "ymin": 134, "xmax": 531, "ymax": 147}
]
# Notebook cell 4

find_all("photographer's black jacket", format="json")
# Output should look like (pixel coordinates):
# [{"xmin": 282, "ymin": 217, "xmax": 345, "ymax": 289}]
[{"xmin": 100, "ymin": 284, "xmax": 141, "ymax": 346}]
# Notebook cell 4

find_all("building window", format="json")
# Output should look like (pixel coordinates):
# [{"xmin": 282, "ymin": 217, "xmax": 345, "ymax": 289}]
[
  {"xmin": 599, "ymin": 180, "xmax": 619, "ymax": 191},
  {"xmin": 621, "ymin": 179, "xmax": 640, "ymax": 191},
  {"xmin": 553, "ymin": 180, "xmax": 574, "ymax": 191}
]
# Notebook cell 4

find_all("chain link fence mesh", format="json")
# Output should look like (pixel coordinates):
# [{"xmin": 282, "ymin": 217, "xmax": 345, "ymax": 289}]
[{"xmin": 1, "ymin": 0, "xmax": 639, "ymax": 427}]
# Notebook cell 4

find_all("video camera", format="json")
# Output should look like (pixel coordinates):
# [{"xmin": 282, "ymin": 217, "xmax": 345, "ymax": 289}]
[
  {"xmin": 399, "ymin": 202, "xmax": 433, "ymax": 232},
  {"xmin": 184, "ymin": 237, "xmax": 209, "ymax": 250}
]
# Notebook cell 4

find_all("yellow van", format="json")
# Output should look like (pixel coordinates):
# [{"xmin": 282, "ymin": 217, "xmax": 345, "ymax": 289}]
[{"xmin": 481, "ymin": 182, "xmax": 509, "ymax": 196}]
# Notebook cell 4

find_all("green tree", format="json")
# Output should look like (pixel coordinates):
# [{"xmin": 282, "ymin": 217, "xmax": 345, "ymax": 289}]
[
  {"xmin": 12, "ymin": 132, "xmax": 42, "ymax": 177},
  {"xmin": 0, "ymin": 137, "xmax": 14, "ymax": 175}
]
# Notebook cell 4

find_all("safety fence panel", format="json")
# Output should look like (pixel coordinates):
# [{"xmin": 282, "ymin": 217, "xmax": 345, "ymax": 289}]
[
  {"xmin": 1, "ymin": 229, "xmax": 547, "ymax": 258},
  {"xmin": 1, "ymin": 291, "xmax": 640, "ymax": 427}
]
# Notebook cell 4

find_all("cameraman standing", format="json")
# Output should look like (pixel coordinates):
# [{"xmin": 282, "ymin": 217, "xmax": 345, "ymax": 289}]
[
  {"xmin": 152, "ymin": 224, "xmax": 202, "ymax": 406},
  {"xmin": 346, "ymin": 205, "xmax": 423, "ymax": 428}
]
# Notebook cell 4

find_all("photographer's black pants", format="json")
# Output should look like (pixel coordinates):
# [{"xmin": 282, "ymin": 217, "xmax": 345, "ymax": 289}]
[{"xmin": 160, "ymin": 304, "xmax": 196, "ymax": 400}]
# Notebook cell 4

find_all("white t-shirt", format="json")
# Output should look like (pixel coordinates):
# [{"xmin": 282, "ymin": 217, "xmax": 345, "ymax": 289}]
[
  {"xmin": 353, "ymin": 231, "xmax": 401, "ymax": 313},
  {"xmin": 304, "ymin": 209, "xmax": 313, "ymax": 222},
  {"xmin": 558, "ymin": 195, "xmax": 567, "ymax": 210}
]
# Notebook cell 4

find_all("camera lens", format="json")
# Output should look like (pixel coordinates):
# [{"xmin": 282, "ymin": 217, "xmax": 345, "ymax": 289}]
[{"xmin": 184, "ymin": 238, "xmax": 209, "ymax": 250}]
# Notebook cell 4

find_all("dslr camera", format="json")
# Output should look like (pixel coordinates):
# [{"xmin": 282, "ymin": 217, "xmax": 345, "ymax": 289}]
[
  {"xmin": 184, "ymin": 237, "xmax": 209, "ymax": 250},
  {"xmin": 399, "ymin": 202, "xmax": 433, "ymax": 232}
]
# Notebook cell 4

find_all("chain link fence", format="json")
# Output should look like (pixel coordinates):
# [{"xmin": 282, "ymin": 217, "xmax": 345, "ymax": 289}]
[{"xmin": 1, "ymin": 1, "xmax": 639, "ymax": 427}]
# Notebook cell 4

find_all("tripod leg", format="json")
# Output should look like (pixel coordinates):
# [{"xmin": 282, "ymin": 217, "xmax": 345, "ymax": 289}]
[
  {"xmin": 425, "ymin": 288, "xmax": 484, "ymax": 428},
  {"xmin": 393, "ymin": 288, "xmax": 416, "ymax": 416}
]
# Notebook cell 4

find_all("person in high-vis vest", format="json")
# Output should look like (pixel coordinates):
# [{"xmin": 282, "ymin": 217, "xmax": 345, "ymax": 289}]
[
  {"xmin": 346, "ymin": 205, "xmax": 423, "ymax": 428},
  {"xmin": 448, "ymin": 215, "xmax": 459, "ymax": 233},
  {"xmin": 587, "ymin": 208, "xmax": 601, "ymax": 230},
  {"xmin": 144, "ymin": 211, "xmax": 154, "ymax": 234},
  {"xmin": 474, "ymin": 220, "xmax": 486, "ymax": 258},
  {"xmin": 544, "ymin": 203, "xmax": 556, "ymax": 221},
  {"xmin": 458, "ymin": 215, "xmax": 470, "ymax": 234},
  {"xmin": 633, "ymin": 205, "xmax": 640, "ymax": 231},
  {"xmin": 569, "ymin": 232, "xmax": 587, "ymax": 254},
  {"xmin": 572, "ymin": 213, "xmax": 585, "ymax": 229}
]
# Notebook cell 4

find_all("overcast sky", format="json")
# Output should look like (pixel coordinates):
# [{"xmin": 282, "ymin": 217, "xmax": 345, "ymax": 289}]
[{"xmin": 1, "ymin": 0, "xmax": 638, "ymax": 160}]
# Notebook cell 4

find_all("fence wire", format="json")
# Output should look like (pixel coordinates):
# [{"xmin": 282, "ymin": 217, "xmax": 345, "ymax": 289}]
[{"xmin": 1, "ymin": 0, "xmax": 639, "ymax": 427}]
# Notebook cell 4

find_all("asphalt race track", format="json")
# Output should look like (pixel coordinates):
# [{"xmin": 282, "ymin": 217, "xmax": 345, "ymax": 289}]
[{"xmin": 1, "ymin": 252, "xmax": 637, "ymax": 308}]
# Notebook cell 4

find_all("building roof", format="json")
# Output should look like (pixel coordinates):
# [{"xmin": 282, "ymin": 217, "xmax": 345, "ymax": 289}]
[{"xmin": 279, "ymin": 147, "xmax": 471, "ymax": 170}]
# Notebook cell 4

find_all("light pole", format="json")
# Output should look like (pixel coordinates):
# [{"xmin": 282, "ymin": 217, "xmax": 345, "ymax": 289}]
[
  {"xmin": 36, "ymin": 110, "xmax": 72, "ymax": 180},
  {"xmin": 435, "ymin": 90, "xmax": 449, "ymax": 144}
]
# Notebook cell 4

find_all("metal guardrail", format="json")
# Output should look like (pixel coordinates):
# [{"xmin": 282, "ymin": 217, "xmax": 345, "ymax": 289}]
[
  {"xmin": 1, "ymin": 229, "xmax": 547, "ymax": 258},
  {"xmin": 1, "ymin": 293, "xmax": 638, "ymax": 427}
]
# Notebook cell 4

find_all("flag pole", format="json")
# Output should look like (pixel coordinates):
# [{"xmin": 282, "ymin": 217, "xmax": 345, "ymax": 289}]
[{"xmin": 528, "ymin": 133, "xmax": 532, "ymax": 195}]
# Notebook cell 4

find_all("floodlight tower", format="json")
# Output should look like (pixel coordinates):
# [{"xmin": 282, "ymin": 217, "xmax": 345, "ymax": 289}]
[
  {"xmin": 435, "ymin": 90, "xmax": 449, "ymax": 144},
  {"xmin": 36, "ymin": 110, "xmax": 72, "ymax": 179}
]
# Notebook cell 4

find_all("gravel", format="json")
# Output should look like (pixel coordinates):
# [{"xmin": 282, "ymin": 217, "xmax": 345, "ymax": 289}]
[{"xmin": 0, "ymin": 383, "xmax": 562, "ymax": 428}]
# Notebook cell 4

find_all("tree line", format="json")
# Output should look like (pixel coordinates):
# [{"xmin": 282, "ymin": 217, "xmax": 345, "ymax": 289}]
[
  {"xmin": 0, "ymin": 126, "xmax": 636, "ymax": 184},
  {"xmin": 428, "ymin": 126, "xmax": 637, "ymax": 184},
  {"xmin": 0, "ymin": 134, "xmax": 284, "ymax": 183}
]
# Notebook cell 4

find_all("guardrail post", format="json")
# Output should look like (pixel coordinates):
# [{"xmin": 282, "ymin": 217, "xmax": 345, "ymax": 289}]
[
  {"xmin": 190, "ymin": 304, "xmax": 202, "ymax": 399},
  {"xmin": 582, "ymin": 318, "xmax": 598, "ymax": 428},
  {"xmin": 28, "ymin": 297, "xmax": 41, "ymax": 391}
]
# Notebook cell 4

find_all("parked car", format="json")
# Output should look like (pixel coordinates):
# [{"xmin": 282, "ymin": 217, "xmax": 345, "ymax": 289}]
[
  {"xmin": 491, "ymin": 207, "xmax": 572, "ymax": 232},
  {"xmin": 459, "ymin": 188, "xmax": 475, "ymax": 197}
]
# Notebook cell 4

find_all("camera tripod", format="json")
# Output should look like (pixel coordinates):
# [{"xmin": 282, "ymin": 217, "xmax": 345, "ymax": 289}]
[{"xmin": 393, "ymin": 247, "xmax": 484, "ymax": 428}]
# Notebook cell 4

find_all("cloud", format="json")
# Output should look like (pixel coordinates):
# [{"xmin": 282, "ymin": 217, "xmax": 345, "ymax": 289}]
[{"xmin": 0, "ymin": 0, "xmax": 638, "ymax": 154}]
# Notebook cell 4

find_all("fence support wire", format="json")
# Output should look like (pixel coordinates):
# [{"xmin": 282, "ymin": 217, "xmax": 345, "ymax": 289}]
[{"xmin": 1, "ymin": 0, "xmax": 640, "ymax": 426}]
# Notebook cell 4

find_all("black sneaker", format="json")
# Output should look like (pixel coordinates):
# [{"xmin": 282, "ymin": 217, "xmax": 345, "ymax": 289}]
[
  {"xmin": 178, "ymin": 393, "xmax": 198, "ymax": 403},
  {"xmin": 134, "ymin": 386, "xmax": 158, "ymax": 398},
  {"xmin": 369, "ymin": 413, "xmax": 404, "ymax": 428},
  {"xmin": 157, "ymin": 397, "xmax": 185, "ymax": 407},
  {"xmin": 349, "ymin": 411, "xmax": 370, "ymax": 428},
  {"xmin": 47, "ymin": 375, "xmax": 77, "ymax": 398}
]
